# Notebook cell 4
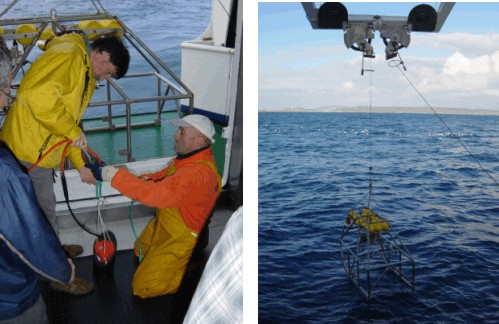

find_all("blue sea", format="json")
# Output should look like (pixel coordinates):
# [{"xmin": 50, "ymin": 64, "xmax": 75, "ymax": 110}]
[{"xmin": 258, "ymin": 112, "xmax": 499, "ymax": 323}]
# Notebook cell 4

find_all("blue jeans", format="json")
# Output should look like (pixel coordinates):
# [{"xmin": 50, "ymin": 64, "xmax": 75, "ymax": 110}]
[{"xmin": 0, "ymin": 294, "xmax": 49, "ymax": 324}]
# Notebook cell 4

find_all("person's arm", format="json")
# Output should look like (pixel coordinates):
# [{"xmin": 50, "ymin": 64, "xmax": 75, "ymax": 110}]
[
  {"xmin": 183, "ymin": 207, "xmax": 243, "ymax": 323},
  {"xmin": 0, "ymin": 151, "xmax": 73, "ymax": 283},
  {"xmin": 110, "ymin": 164, "xmax": 216, "ymax": 209},
  {"xmin": 22, "ymin": 46, "xmax": 89, "ymax": 170},
  {"xmin": 20, "ymin": 50, "xmax": 84, "ymax": 141},
  {"xmin": 140, "ymin": 166, "xmax": 170, "ymax": 181}
]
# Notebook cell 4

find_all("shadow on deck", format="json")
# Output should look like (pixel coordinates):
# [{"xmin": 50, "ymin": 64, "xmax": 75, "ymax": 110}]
[
  {"xmin": 41, "ymin": 205, "xmax": 235, "ymax": 324},
  {"xmin": 41, "ymin": 248, "xmax": 205, "ymax": 324}
]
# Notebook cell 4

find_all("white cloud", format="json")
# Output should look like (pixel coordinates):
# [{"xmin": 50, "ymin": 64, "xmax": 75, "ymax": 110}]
[
  {"xmin": 340, "ymin": 81, "xmax": 355, "ymax": 92},
  {"xmin": 493, "ymin": 51, "xmax": 499, "ymax": 73},
  {"xmin": 443, "ymin": 52, "xmax": 490, "ymax": 75},
  {"xmin": 260, "ymin": 32, "xmax": 499, "ymax": 110},
  {"xmin": 411, "ymin": 33, "xmax": 499, "ymax": 56}
]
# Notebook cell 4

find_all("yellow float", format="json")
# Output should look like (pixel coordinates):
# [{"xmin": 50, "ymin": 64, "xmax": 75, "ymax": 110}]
[
  {"xmin": 15, "ymin": 24, "xmax": 37, "ymax": 46},
  {"xmin": 347, "ymin": 208, "xmax": 390, "ymax": 233},
  {"xmin": 37, "ymin": 27, "xmax": 55, "ymax": 50},
  {"xmin": 78, "ymin": 20, "xmax": 103, "ymax": 41},
  {"xmin": 100, "ymin": 19, "xmax": 123, "ymax": 38}
]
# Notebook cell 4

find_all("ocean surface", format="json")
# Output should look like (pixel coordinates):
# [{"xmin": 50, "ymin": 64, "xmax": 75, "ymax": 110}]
[{"xmin": 259, "ymin": 112, "xmax": 499, "ymax": 323}]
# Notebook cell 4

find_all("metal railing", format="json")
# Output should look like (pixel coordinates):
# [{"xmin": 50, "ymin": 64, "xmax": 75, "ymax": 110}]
[{"xmin": 0, "ymin": 9, "xmax": 193, "ymax": 162}]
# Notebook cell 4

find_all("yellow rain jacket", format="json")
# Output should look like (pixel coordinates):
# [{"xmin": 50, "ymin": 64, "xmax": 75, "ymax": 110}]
[
  {"xmin": 110, "ymin": 147, "xmax": 221, "ymax": 298},
  {"xmin": 0, "ymin": 32, "xmax": 94, "ymax": 169}
]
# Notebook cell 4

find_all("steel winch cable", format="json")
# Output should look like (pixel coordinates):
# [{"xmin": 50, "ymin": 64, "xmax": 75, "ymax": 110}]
[
  {"xmin": 367, "ymin": 59, "xmax": 374, "ymax": 207},
  {"xmin": 391, "ymin": 61, "xmax": 499, "ymax": 187},
  {"xmin": 350, "ymin": 59, "xmax": 378, "ymax": 211}
]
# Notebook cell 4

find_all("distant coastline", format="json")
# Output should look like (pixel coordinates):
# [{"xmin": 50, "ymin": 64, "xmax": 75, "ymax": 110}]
[{"xmin": 259, "ymin": 106, "xmax": 499, "ymax": 116}]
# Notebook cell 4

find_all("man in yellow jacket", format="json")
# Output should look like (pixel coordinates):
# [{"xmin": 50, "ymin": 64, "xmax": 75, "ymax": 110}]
[
  {"xmin": 87, "ymin": 114, "xmax": 222, "ymax": 298},
  {"xmin": 0, "ymin": 32, "xmax": 130, "ymax": 294}
]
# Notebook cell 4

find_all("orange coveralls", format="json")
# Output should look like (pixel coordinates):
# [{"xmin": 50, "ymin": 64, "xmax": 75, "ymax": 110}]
[{"xmin": 110, "ymin": 147, "xmax": 221, "ymax": 298}]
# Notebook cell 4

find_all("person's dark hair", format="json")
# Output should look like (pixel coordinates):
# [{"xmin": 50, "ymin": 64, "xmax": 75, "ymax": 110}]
[{"xmin": 91, "ymin": 36, "xmax": 130, "ymax": 79}]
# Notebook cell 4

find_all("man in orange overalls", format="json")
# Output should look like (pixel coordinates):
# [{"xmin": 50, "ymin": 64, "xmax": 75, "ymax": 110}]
[{"xmin": 87, "ymin": 114, "xmax": 221, "ymax": 298}]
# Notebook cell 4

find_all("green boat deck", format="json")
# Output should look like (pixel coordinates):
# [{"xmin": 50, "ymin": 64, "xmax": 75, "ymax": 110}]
[{"xmin": 81, "ymin": 110, "xmax": 226, "ymax": 175}]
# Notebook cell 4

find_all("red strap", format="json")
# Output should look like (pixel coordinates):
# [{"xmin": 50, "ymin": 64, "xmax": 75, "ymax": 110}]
[{"xmin": 28, "ymin": 139, "xmax": 103, "ymax": 172}]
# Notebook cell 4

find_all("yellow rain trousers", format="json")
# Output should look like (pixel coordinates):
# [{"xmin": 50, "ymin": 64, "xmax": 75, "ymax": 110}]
[
  {"xmin": 110, "ymin": 147, "xmax": 221, "ymax": 298},
  {"xmin": 132, "ymin": 208, "xmax": 198, "ymax": 297}
]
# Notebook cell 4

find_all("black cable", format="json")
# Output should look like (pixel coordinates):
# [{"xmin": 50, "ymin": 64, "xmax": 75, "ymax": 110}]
[{"xmin": 60, "ymin": 172, "xmax": 99, "ymax": 237}]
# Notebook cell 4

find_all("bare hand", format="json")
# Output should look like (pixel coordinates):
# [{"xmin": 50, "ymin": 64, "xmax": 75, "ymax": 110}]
[
  {"xmin": 72, "ymin": 131, "xmax": 88, "ymax": 150},
  {"xmin": 67, "ymin": 258, "xmax": 76, "ymax": 283},
  {"xmin": 79, "ymin": 166, "xmax": 96, "ymax": 185}
]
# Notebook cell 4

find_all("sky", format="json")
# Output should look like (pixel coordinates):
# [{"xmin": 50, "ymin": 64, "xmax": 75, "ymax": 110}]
[{"xmin": 258, "ymin": 2, "xmax": 499, "ymax": 111}]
